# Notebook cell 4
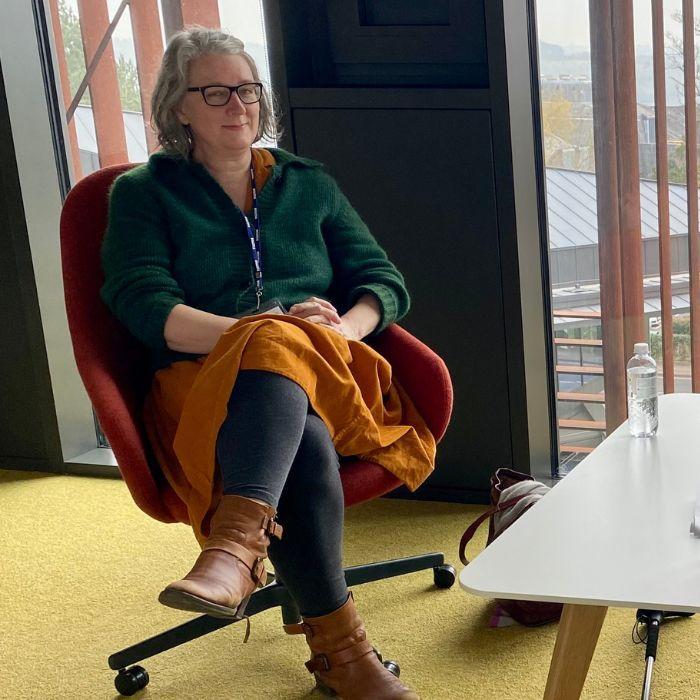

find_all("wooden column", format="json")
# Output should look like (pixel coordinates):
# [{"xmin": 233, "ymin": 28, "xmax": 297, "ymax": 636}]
[
  {"xmin": 651, "ymin": 0, "xmax": 675, "ymax": 393},
  {"xmin": 161, "ymin": 0, "xmax": 221, "ymax": 38},
  {"xmin": 683, "ymin": 0, "xmax": 700, "ymax": 390},
  {"xmin": 76, "ymin": 0, "xmax": 128, "ymax": 167},
  {"xmin": 611, "ymin": 0, "xmax": 645, "ymax": 359},
  {"xmin": 160, "ymin": 0, "xmax": 183, "ymax": 39},
  {"xmin": 128, "ymin": 0, "xmax": 163, "ymax": 153},
  {"xmin": 589, "ymin": 0, "xmax": 627, "ymax": 431},
  {"xmin": 181, "ymin": 0, "xmax": 221, "ymax": 28},
  {"xmin": 47, "ymin": 0, "xmax": 82, "ymax": 180}
]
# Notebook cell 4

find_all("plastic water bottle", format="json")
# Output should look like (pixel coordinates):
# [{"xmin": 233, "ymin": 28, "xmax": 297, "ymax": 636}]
[{"xmin": 627, "ymin": 342, "xmax": 658, "ymax": 437}]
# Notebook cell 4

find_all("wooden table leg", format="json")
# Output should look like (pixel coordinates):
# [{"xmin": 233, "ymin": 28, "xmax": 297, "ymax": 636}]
[{"xmin": 543, "ymin": 604, "xmax": 608, "ymax": 700}]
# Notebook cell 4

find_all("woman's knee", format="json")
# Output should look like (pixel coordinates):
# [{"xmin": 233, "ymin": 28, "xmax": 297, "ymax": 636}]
[
  {"xmin": 282, "ymin": 414, "xmax": 342, "ymax": 495},
  {"xmin": 275, "ymin": 415, "xmax": 344, "ymax": 530},
  {"xmin": 298, "ymin": 415, "xmax": 339, "ymax": 465},
  {"xmin": 229, "ymin": 369, "xmax": 308, "ymax": 409}
]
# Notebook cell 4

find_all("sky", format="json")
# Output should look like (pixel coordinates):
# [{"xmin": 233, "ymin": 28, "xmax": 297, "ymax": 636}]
[
  {"xmin": 536, "ymin": 0, "xmax": 685, "ymax": 50},
  {"xmin": 535, "ymin": 0, "xmax": 697, "ymax": 105},
  {"xmin": 61, "ymin": 0, "xmax": 270, "ymax": 86},
  {"xmin": 63, "ymin": 0, "xmax": 267, "ymax": 62},
  {"xmin": 63, "ymin": 0, "xmax": 692, "ymax": 64},
  {"xmin": 59, "ymin": 0, "xmax": 695, "ymax": 106},
  {"xmin": 81, "ymin": 0, "xmax": 266, "ymax": 45}
]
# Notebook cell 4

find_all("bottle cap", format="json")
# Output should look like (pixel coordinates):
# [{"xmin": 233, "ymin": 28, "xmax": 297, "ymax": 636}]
[{"xmin": 634, "ymin": 342, "xmax": 649, "ymax": 355}]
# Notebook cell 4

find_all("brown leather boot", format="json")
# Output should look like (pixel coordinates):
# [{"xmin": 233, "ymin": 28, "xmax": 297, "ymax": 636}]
[
  {"xmin": 284, "ymin": 593, "xmax": 420, "ymax": 699},
  {"xmin": 158, "ymin": 495, "xmax": 282, "ymax": 619}
]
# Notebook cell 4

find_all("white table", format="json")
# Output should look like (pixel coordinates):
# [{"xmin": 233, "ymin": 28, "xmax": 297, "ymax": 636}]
[{"xmin": 460, "ymin": 393, "xmax": 700, "ymax": 699}]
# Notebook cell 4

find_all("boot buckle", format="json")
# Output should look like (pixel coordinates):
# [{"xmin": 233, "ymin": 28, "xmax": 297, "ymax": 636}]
[
  {"xmin": 262, "ymin": 515, "xmax": 284, "ymax": 539},
  {"xmin": 305, "ymin": 653, "xmax": 331, "ymax": 673}
]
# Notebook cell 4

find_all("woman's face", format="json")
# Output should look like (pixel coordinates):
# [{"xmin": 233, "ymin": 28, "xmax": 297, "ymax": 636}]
[{"xmin": 177, "ymin": 53, "xmax": 260, "ymax": 155}]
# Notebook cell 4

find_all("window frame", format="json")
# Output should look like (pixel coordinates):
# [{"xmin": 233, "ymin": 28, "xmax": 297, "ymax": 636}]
[
  {"xmin": 502, "ymin": 0, "xmax": 558, "ymax": 479},
  {"xmin": 1, "ymin": 0, "xmax": 113, "ymax": 474}
]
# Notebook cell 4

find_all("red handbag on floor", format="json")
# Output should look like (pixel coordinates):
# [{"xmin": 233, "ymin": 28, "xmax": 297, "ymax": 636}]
[{"xmin": 459, "ymin": 468, "xmax": 563, "ymax": 627}]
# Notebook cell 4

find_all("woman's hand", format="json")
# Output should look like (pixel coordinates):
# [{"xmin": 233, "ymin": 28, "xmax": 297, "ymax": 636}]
[{"xmin": 288, "ymin": 297, "xmax": 360, "ymax": 341}]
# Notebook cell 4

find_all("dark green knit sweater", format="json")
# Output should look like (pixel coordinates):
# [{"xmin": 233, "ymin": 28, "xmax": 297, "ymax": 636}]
[{"xmin": 100, "ymin": 147, "xmax": 410, "ymax": 373}]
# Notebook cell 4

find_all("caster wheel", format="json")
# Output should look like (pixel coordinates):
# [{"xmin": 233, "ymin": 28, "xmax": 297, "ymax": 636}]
[
  {"xmin": 383, "ymin": 660, "xmax": 401, "ymax": 677},
  {"xmin": 114, "ymin": 666, "xmax": 149, "ymax": 696},
  {"xmin": 374, "ymin": 648, "xmax": 399, "ymax": 677},
  {"xmin": 433, "ymin": 564, "xmax": 456, "ymax": 589}
]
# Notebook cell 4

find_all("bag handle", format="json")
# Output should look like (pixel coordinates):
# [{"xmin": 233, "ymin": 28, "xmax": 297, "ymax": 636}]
[{"xmin": 458, "ymin": 493, "xmax": 533, "ymax": 565}]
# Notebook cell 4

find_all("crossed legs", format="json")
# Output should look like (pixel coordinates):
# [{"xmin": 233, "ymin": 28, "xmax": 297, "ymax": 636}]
[
  {"xmin": 162, "ymin": 368, "xmax": 418, "ymax": 698},
  {"xmin": 214, "ymin": 369, "xmax": 348, "ymax": 615}
]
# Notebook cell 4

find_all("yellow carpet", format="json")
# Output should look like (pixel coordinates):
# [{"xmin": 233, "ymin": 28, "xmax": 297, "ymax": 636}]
[{"xmin": 0, "ymin": 468, "xmax": 698, "ymax": 699}]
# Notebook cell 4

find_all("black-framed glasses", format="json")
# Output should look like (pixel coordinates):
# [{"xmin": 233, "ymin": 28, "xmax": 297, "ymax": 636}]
[{"xmin": 186, "ymin": 82, "xmax": 263, "ymax": 106}]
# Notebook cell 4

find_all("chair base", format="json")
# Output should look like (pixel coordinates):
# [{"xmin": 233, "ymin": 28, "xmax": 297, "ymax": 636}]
[{"xmin": 109, "ymin": 552, "xmax": 454, "ymax": 694}]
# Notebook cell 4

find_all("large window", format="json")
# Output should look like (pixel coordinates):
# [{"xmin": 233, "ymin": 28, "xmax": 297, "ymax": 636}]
[
  {"xmin": 0, "ymin": 0, "xmax": 279, "ymax": 467},
  {"xmin": 43, "ymin": 0, "xmax": 275, "ymax": 453},
  {"xmin": 535, "ymin": 0, "xmax": 695, "ymax": 475},
  {"xmin": 50, "ymin": 0, "xmax": 274, "ymax": 184}
]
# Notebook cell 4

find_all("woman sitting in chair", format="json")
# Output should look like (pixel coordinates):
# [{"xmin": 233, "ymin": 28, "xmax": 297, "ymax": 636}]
[{"xmin": 100, "ymin": 27, "xmax": 435, "ymax": 700}]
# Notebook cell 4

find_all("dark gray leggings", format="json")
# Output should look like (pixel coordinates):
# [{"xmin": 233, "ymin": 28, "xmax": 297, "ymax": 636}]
[{"xmin": 214, "ymin": 369, "xmax": 349, "ymax": 617}]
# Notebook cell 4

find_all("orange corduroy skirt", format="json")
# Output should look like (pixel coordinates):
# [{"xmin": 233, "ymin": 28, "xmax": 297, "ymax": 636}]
[{"xmin": 142, "ymin": 315, "xmax": 435, "ymax": 546}]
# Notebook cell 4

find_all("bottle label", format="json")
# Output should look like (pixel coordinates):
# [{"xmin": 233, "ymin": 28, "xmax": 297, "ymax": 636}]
[{"xmin": 635, "ymin": 375, "xmax": 657, "ymax": 400}]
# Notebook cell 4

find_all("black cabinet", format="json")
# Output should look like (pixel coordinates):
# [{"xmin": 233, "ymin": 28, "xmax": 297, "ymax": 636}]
[{"xmin": 266, "ymin": 0, "xmax": 529, "ymax": 502}]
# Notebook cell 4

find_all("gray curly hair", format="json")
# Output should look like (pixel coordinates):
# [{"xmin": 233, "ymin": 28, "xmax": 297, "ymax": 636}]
[{"xmin": 150, "ymin": 26, "xmax": 282, "ymax": 157}]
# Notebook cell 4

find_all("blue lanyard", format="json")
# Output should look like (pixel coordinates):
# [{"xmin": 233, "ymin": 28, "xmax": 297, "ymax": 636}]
[{"xmin": 242, "ymin": 151, "xmax": 263, "ymax": 309}]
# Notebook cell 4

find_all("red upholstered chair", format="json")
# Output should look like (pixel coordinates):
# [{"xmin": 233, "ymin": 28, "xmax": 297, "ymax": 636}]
[{"xmin": 60, "ymin": 164, "xmax": 455, "ymax": 696}]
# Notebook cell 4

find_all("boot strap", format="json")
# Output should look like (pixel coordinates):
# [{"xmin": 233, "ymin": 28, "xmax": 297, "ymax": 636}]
[
  {"xmin": 284, "ymin": 621, "xmax": 313, "ymax": 636},
  {"xmin": 203, "ymin": 539, "xmax": 267, "ymax": 586},
  {"xmin": 284, "ymin": 591, "xmax": 357, "ymax": 637},
  {"xmin": 251, "ymin": 557, "xmax": 267, "ymax": 587},
  {"xmin": 304, "ymin": 640, "xmax": 375, "ymax": 674},
  {"xmin": 262, "ymin": 514, "xmax": 283, "ymax": 539}
]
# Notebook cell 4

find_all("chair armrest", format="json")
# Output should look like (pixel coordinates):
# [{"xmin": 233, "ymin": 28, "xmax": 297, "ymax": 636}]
[{"xmin": 367, "ymin": 324, "xmax": 453, "ymax": 442}]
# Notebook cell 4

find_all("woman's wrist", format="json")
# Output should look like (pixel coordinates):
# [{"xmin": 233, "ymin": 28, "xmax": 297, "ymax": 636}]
[
  {"xmin": 341, "ymin": 294, "xmax": 381, "ymax": 340},
  {"xmin": 165, "ymin": 304, "xmax": 238, "ymax": 353}
]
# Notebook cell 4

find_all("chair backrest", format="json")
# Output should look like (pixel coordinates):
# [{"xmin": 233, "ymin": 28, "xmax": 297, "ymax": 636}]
[
  {"xmin": 60, "ymin": 164, "xmax": 185, "ymax": 523},
  {"xmin": 60, "ymin": 164, "xmax": 453, "ymax": 524}
]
